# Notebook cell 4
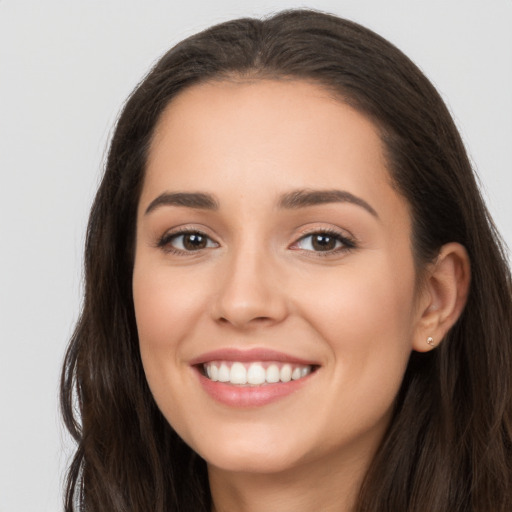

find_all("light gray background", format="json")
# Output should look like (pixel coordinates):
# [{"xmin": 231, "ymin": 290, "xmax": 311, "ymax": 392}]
[{"xmin": 1, "ymin": 1, "xmax": 511, "ymax": 510}]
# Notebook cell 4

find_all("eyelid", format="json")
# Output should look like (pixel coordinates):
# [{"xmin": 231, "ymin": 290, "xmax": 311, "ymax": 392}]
[
  {"xmin": 155, "ymin": 224, "xmax": 356, "ymax": 256},
  {"xmin": 156, "ymin": 225, "xmax": 220, "ymax": 254},
  {"xmin": 289, "ymin": 226, "xmax": 357, "ymax": 255}
]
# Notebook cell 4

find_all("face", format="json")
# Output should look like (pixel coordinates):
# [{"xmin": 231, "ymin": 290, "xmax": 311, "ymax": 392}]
[{"xmin": 133, "ymin": 80, "xmax": 423, "ymax": 477}]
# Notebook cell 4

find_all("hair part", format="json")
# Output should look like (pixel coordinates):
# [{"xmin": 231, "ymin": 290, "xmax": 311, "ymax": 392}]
[{"xmin": 61, "ymin": 9, "xmax": 512, "ymax": 511}]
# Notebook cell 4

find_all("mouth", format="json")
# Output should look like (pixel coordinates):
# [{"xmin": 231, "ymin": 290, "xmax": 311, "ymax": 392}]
[
  {"xmin": 191, "ymin": 348, "xmax": 319, "ymax": 407},
  {"xmin": 201, "ymin": 360, "xmax": 317, "ymax": 386}
]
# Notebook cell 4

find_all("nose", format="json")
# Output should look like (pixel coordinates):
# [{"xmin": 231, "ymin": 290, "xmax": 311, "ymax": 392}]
[{"xmin": 211, "ymin": 243, "xmax": 289, "ymax": 329}]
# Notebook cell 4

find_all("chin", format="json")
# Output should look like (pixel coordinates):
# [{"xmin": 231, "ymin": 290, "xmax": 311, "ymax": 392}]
[
  {"xmin": 191, "ymin": 432, "xmax": 303, "ymax": 475},
  {"xmin": 204, "ymin": 449, "xmax": 298, "ymax": 475}
]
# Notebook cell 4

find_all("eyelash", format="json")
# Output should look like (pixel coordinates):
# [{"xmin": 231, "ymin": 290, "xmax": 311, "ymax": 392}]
[
  {"xmin": 157, "ymin": 228, "xmax": 356, "ymax": 256},
  {"xmin": 157, "ymin": 228, "xmax": 218, "ymax": 255},
  {"xmin": 292, "ymin": 228, "xmax": 356, "ymax": 256}
]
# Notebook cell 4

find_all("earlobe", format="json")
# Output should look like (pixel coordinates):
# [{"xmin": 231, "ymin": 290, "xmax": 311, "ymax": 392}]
[{"xmin": 412, "ymin": 243, "xmax": 471, "ymax": 352}]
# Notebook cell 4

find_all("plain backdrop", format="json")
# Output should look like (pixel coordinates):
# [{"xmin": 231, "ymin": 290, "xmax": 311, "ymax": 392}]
[{"xmin": 0, "ymin": 1, "xmax": 511, "ymax": 510}]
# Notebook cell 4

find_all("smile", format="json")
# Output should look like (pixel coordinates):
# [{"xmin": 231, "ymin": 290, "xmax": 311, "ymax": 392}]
[
  {"xmin": 191, "ymin": 348, "xmax": 319, "ymax": 407},
  {"xmin": 203, "ymin": 361, "xmax": 314, "ymax": 386}
]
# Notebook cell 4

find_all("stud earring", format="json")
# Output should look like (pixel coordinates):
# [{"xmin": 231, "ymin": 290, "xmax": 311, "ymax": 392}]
[{"xmin": 426, "ymin": 336, "xmax": 435, "ymax": 347}]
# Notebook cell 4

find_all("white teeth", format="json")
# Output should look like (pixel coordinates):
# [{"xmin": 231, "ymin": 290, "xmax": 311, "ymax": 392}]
[
  {"xmin": 280, "ymin": 364, "xmax": 292, "ymax": 382},
  {"xmin": 266, "ymin": 364, "xmax": 280, "ymax": 383},
  {"xmin": 203, "ymin": 361, "xmax": 314, "ymax": 386},
  {"xmin": 230, "ymin": 362, "xmax": 247, "ymax": 384},
  {"xmin": 291, "ymin": 367, "xmax": 302, "ymax": 380},
  {"xmin": 210, "ymin": 364, "xmax": 219, "ymax": 382},
  {"xmin": 247, "ymin": 363, "xmax": 266, "ymax": 385},
  {"xmin": 218, "ymin": 363, "xmax": 230, "ymax": 382}
]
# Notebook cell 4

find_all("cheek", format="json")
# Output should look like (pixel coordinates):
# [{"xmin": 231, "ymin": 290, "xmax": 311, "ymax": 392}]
[
  {"xmin": 132, "ymin": 262, "xmax": 207, "ymax": 429},
  {"xmin": 133, "ymin": 262, "xmax": 208, "ymax": 350},
  {"xmin": 132, "ymin": 262, "xmax": 197, "ymax": 402},
  {"xmin": 306, "ymin": 255, "xmax": 414, "ymax": 321},
  {"xmin": 301, "ymin": 257, "xmax": 417, "ymax": 434},
  {"xmin": 295, "ymin": 252, "xmax": 417, "ymax": 379}
]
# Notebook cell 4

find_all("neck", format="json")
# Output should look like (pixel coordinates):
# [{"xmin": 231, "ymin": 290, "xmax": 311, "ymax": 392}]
[{"xmin": 208, "ymin": 446, "xmax": 373, "ymax": 512}]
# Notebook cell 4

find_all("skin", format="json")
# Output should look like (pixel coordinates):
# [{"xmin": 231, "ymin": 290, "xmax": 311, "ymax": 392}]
[{"xmin": 132, "ymin": 80, "xmax": 470, "ymax": 512}]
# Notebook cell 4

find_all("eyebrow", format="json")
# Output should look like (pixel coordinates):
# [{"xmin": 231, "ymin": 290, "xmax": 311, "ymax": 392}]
[
  {"xmin": 145, "ymin": 192, "xmax": 219, "ymax": 215},
  {"xmin": 144, "ymin": 188, "xmax": 378, "ymax": 218},
  {"xmin": 278, "ymin": 189, "xmax": 378, "ymax": 218}
]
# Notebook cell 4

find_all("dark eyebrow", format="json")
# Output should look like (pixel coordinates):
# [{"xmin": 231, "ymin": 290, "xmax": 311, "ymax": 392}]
[
  {"xmin": 145, "ymin": 192, "xmax": 219, "ymax": 215},
  {"xmin": 278, "ymin": 189, "xmax": 378, "ymax": 218}
]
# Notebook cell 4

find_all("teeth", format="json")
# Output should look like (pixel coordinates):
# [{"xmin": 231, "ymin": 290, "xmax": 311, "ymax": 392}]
[
  {"xmin": 266, "ymin": 364, "xmax": 280, "ymax": 383},
  {"xmin": 291, "ymin": 367, "xmax": 302, "ymax": 380},
  {"xmin": 230, "ymin": 362, "xmax": 247, "ymax": 384},
  {"xmin": 210, "ymin": 364, "xmax": 219, "ymax": 382},
  {"xmin": 218, "ymin": 363, "xmax": 230, "ymax": 382},
  {"xmin": 203, "ymin": 361, "xmax": 314, "ymax": 386},
  {"xmin": 280, "ymin": 364, "xmax": 292, "ymax": 382},
  {"xmin": 247, "ymin": 363, "xmax": 266, "ymax": 385}
]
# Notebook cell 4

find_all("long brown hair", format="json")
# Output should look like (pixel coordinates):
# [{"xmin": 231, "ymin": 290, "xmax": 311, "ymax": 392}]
[{"xmin": 61, "ymin": 9, "xmax": 512, "ymax": 511}]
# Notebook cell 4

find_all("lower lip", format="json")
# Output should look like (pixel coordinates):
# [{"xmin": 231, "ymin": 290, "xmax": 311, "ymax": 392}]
[{"xmin": 195, "ymin": 369, "xmax": 312, "ymax": 407}]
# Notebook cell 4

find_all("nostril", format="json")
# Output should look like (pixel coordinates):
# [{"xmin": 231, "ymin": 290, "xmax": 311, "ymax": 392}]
[
  {"xmin": 253, "ymin": 316, "xmax": 273, "ymax": 323},
  {"xmin": 216, "ymin": 314, "xmax": 277, "ymax": 329}
]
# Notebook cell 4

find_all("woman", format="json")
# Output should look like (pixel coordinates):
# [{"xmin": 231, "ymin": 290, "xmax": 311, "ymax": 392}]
[{"xmin": 61, "ymin": 9, "xmax": 512, "ymax": 512}]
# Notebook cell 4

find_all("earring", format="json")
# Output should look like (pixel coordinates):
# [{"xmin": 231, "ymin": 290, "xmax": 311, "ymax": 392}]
[{"xmin": 426, "ymin": 336, "xmax": 435, "ymax": 347}]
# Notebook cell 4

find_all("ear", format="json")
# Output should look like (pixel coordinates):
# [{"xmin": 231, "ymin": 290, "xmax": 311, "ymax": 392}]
[{"xmin": 412, "ymin": 242, "xmax": 471, "ymax": 352}]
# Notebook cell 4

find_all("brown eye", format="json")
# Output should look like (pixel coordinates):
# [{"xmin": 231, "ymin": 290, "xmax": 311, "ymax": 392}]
[
  {"xmin": 293, "ymin": 231, "xmax": 355, "ymax": 254},
  {"xmin": 159, "ymin": 231, "xmax": 218, "ymax": 252},
  {"xmin": 311, "ymin": 234, "xmax": 338, "ymax": 251},
  {"xmin": 182, "ymin": 233, "xmax": 207, "ymax": 250}
]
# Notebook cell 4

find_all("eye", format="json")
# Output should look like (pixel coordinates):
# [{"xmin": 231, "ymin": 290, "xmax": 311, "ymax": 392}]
[
  {"xmin": 292, "ymin": 231, "xmax": 355, "ymax": 253},
  {"xmin": 158, "ymin": 230, "xmax": 218, "ymax": 253}
]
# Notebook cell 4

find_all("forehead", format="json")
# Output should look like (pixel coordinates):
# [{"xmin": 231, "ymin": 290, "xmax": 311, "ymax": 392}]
[
  {"xmin": 142, "ymin": 79, "xmax": 407, "ymax": 225},
  {"xmin": 149, "ymin": 80, "xmax": 385, "ymax": 177}
]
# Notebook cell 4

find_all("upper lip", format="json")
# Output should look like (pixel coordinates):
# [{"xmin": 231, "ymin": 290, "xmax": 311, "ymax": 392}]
[{"xmin": 189, "ymin": 348, "xmax": 319, "ymax": 366}]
